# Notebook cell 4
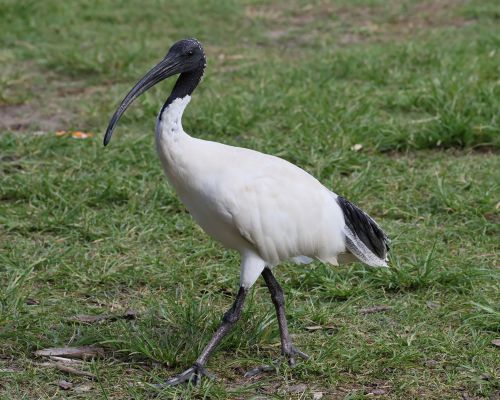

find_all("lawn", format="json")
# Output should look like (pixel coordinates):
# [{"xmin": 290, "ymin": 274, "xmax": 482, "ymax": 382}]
[{"xmin": 0, "ymin": 0, "xmax": 499, "ymax": 398}]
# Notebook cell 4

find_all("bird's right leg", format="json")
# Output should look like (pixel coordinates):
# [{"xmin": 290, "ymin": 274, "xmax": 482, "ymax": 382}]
[
  {"xmin": 245, "ymin": 267, "xmax": 309, "ymax": 377},
  {"xmin": 160, "ymin": 286, "xmax": 248, "ymax": 386},
  {"xmin": 262, "ymin": 267, "xmax": 309, "ymax": 364}
]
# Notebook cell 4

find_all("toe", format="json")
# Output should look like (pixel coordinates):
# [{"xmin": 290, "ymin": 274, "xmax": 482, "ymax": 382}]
[
  {"xmin": 162, "ymin": 367, "xmax": 195, "ymax": 386},
  {"xmin": 159, "ymin": 364, "xmax": 216, "ymax": 387},
  {"xmin": 293, "ymin": 347, "xmax": 310, "ymax": 360},
  {"xmin": 244, "ymin": 364, "xmax": 276, "ymax": 378}
]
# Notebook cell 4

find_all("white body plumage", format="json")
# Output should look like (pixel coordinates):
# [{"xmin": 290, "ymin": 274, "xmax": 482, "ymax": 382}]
[{"xmin": 156, "ymin": 96, "xmax": 387, "ymax": 288}]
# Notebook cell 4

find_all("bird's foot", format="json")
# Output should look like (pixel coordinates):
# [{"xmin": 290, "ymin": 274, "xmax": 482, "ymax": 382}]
[
  {"xmin": 244, "ymin": 362, "xmax": 277, "ymax": 378},
  {"xmin": 158, "ymin": 363, "xmax": 215, "ymax": 387},
  {"xmin": 244, "ymin": 346, "xmax": 309, "ymax": 378},
  {"xmin": 286, "ymin": 345, "xmax": 310, "ymax": 367}
]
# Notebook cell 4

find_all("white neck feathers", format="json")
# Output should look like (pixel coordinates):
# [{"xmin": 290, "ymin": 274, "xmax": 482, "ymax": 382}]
[{"xmin": 156, "ymin": 95, "xmax": 191, "ymax": 140}]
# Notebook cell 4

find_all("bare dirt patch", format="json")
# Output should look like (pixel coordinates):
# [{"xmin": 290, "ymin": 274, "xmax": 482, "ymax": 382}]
[
  {"xmin": 0, "ymin": 65, "xmax": 110, "ymax": 135},
  {"xmin": 245, "ymin": 0, "xmax": 473, "ymax": 47},
  {"xmin": 387, "ymin": 0, "xmax": 472, "ymax": 35},
  {"xmin": 0, "ymin": 82, "xmax": 76, "ymax": 134},
  {"xmin": 0, "ymin": 102, "xmax": 69, "ymax": 133}
]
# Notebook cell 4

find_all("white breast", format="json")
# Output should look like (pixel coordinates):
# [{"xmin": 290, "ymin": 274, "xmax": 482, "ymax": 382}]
[{"xmin": 155, "ymin": 97, "xmax": 253, "ymax": 252}]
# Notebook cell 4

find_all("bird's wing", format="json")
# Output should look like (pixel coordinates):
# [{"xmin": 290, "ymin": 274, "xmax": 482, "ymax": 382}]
[
  {"xmin": 218, "ymin": 152, "xmax": 347, "ymax": 266},
  {"xmin": 186, "ymin": 139, "xmax": 389, "ymax": 268}
]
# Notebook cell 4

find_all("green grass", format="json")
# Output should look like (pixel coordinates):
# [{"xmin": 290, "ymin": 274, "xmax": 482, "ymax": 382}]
[{"xmin": 1, "ymin": 0, "xmax": 499, "ymax": 398}]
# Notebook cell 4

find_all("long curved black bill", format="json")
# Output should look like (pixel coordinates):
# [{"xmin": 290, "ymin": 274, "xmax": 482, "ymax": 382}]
[{"xmin": 104, "ymin": 54, "xmax": 182, "ymax": 146}]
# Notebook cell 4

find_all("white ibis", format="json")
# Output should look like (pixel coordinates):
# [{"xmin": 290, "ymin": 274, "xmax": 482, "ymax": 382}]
[{"xmin": 104, "ymin": 38, "xmax": 390, "ymax": 386}]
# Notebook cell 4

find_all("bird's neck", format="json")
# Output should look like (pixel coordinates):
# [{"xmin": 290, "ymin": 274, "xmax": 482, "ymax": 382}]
[
  {"xmin": 156, "ymin": 95, "xmax": 191, "ymax": 140},
  {"xmin": 155, "ymin": 95, "xmax": 192, "ymax": 179},
  {"xmin": 159, "ymin": 62, "xmax": 205, "ymax": 121}
]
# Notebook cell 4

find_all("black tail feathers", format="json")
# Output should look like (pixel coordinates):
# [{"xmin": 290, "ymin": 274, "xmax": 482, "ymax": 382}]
[{"xmin": 336, "ymin": 195, "xmax": 390, "ymax": 262}]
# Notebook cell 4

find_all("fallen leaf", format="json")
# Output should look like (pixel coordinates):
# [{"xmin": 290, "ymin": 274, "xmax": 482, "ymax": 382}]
[
  {"xmin": 426, "ymin": 301, "xmax": 439, "ymax": 309},
  {"xmin": 359, "ymin": 305, "xmax": 392, "ymax": 314},
  {"xmin": 55, "ymin": 130, "xmax": 67, "ymax": 137},
  {"xmin": 72, "ymin": 131, "xmax": 93, "ymax": 139},
  {"xmin": 72, "ymin": 314, "xmax": 112, "ymax": 324},
  {"xmin": 58, "ymin": 380, "xmax": 73, "ymax": 390},
  {"xmin": 71, "ymin": 310, "xmax": 138, "ymax": 324},
  {"xmin": 305, "ymin": 325, "xmax": 323, "ymax": 331},
  {"xmin": 424, "ymin": 359, "xmax": 439, "ymax": 368},
  {"xmin": 34, "ymin": 345, "xmax": 105, "ymax": 360},
  {"xmin": 313, "ymin": 392, "xmax": 323, "ymax": 399},
  {"xmin": 49, "ymin": 356, "xmax": 85, "ymax": 366},
  {"xmin": 53, "ymin": 363, "xmax": 96, "ymax": 380},
  {"xmin": 491, "ymin": 339, "xmax": 500, "ymax": 347},
  {"xmin": 461, "ymin": 390, "xmax": 472, "ymax": 400},
  {"xmin": 368, "ymin": 388, "xmax": 386, "ymax": 395},
  {"xmin": 36, "ymin": 361, "xmax": 96, "ymax": 380},
  {"xmin": 351, "ymin": 143, "xmax": 363, "ymax": 152},
  {"xmin": 74, "ymin": 383, "xmax": 93, "ymax": 393},
  {"xmin": 285, "ymin": 383, "xmax": 307, "ymax": 393},
  {"xmin": 305, "ymin": 325, "xmax": 336, "ymax": 331}
]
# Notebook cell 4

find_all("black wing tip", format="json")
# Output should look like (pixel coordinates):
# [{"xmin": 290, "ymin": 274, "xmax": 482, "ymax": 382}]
[{"xmin": 336, "ymin": 195, "xmax": 389, "ymax": 258}]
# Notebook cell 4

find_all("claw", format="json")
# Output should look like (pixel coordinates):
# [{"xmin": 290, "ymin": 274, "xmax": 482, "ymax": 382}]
[{"xmin": 288, "ymin": 345, "xmax": 310, "ymax": 367}]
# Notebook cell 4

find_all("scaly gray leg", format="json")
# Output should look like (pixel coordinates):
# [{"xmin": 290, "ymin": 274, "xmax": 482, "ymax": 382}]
[
  {"xmin": 245, "ymin": 268, "xmax": 309, "ymax": 378},
  {"xmin": 162, "ymin": 286, "xmax": 248, "ymax": 386}
]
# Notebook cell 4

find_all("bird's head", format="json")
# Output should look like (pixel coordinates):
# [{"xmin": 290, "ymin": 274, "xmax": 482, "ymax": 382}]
[{"xmin": 104, "ymin": 38, "xmax": 205, "ymax": 146}]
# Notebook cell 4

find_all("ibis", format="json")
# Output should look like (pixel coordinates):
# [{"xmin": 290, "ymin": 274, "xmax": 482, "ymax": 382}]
[{"xmin": 104, "ymin": 38, "xmax": 390, "ymax": 385}]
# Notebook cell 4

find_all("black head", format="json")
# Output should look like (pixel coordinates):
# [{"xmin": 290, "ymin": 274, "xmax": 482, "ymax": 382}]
[
  {"xmin": 104, "ymin": 38, "xmax": 206, "ymax": 146},
  {"xmin": 166, "ymin": 38, "xmax": 206, "ymax": 71}
]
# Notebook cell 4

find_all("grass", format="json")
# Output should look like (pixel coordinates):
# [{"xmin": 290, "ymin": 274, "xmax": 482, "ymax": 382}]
[{"xmin": 0, "ymin": 0, "xmax": 499, "ymax": 398}]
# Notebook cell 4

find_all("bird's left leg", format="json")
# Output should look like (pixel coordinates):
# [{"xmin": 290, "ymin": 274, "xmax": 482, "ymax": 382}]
[
  {"xmin": 161, "ymin": 286, "xmax": 248, "ymax": 386},
  {"xmin": 245, "ymin": 267, "xmax": 309, "ymax": 377}
]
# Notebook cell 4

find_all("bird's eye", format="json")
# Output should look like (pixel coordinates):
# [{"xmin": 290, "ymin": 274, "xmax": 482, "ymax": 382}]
[{"xmin": 187, "ymin": 50, "xmax": 194, "ymax": 56}]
